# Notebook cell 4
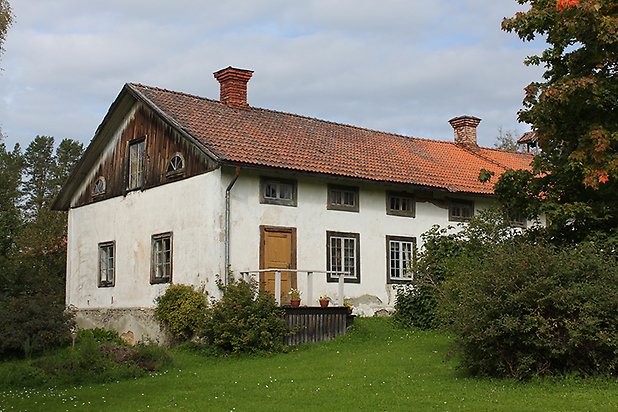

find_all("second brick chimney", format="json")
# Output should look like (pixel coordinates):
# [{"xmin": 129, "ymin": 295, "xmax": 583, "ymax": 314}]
[
  {"xmin": 449, "ymin": 115, "xmax": 481, "ymax": 147},
  {"xmin": 213, "ymin": 66, "xmax": 254, "ymax": 109}
]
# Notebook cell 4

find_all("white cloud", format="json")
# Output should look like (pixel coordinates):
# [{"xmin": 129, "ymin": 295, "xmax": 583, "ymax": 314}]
[{"xmin": 0, "ymin": 0, "xmax": 544, "ymax": 149}]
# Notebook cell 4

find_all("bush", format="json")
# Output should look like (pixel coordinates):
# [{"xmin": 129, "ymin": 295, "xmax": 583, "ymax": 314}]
[
  {"xmin": 392, "ymin": 285, "xmax": 438, "ymax": 330},
  {"xmin": 201, "ymin": 280, "xmax": 287, "ymax": 353},
  {"xmin": 0, "ymin": 332, "xmax": 173, "ymax": 389},
  {"xmin": 439, "ymin": 238, "xmax": 618, "ymax": 379},
  {"xmin": 0, "ymin": 292, "xmax": 74, "ymax": 358},
  {"xmin": 154, "ymin": 284, "xmax": 209, "ymax": 342}
]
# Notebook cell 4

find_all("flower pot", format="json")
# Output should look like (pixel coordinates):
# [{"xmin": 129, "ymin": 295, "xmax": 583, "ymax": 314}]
[
  {"xmin": 319, "ymin": 299, "xmax": 329, "ymax": 308},
  {"xmin": 290, "ymin": 299, "xmax": 301, "ymax": 308}
]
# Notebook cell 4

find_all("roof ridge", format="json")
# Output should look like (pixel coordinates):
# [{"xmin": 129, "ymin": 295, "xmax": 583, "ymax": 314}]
[{"xmin": 462, "ymin": 145, "xmax": 526, "ymax": 171}]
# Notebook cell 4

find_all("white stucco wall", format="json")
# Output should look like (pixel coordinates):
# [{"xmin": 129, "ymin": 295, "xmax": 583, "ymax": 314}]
[
  {"xmin": 66, "ymin": 170, "xmax": 225, "ymax": 310},
  {"xmin": 67, "ymin": 166, "xmax": 503, "ymax": 319},
  {"xmin": 225, "ymin": 168, "xmax": 496, "ymax": 313}
]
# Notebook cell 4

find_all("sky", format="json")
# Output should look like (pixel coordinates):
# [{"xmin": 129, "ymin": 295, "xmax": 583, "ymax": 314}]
[{"xmin": 0, "ymin": 0, "xmax": 545, "ymax": 150}]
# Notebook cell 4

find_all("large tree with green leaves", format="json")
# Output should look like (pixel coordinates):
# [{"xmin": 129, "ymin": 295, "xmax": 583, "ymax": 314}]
[
  {"xmin": 499, "ymin": 0, "xmax": 617, "ymax": 241},
  {"xmin": 0, "ymin": 135, "xmax": 83, "ymax": 357},
  {"xmin": 0, "ymin": 0, "xmax": 11, "ymax": 59}
]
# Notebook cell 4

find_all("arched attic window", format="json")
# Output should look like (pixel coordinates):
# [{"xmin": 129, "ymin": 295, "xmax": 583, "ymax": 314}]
[
  {"xmin": 166, "ymin": 152, "xmax": 185, "ymax": 179},
  {"xmin": 92, "ymin": 176, "xmax": 106, "ymax": 196}
]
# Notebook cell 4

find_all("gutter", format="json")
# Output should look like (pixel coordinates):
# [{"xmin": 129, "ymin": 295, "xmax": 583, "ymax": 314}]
[{"xmin": 224, "ymin": 166, "xmax": 241, "ymax": 284}]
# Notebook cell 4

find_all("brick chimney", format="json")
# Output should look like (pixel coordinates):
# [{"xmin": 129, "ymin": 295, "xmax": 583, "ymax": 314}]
[
  {"xmin": 449, "ymin": 115, "xmax": 481, "ymax": 147},
  {"xmin": 213, "ymin": 66, "xmax": 254, "ymax": 108}
]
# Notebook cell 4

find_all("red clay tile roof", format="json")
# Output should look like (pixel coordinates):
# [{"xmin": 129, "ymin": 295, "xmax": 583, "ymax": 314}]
[
  {"xmin": 518, "ymin": 131, "xmax": 538, "ymax": 144},
  {"xmin": 129, "ymin": 83, "xmax": 532, "ymax": 195}
]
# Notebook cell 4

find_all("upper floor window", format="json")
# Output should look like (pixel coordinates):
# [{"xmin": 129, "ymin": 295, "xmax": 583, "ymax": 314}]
[
  {"xmin": 98, "ymin": 241, "xmax": 115, "ymax": 287},
  {"xmin": 448, "ymin": 199, "xmax": 474, "ymax": 222},
  {"xmin": 128, "ymin": 139, "xmax": 145, "ymax": 190},
  {"xmin": 92, "ymin": 176, "xmax": 106, "ymax": 197},
  {"xmin": 151, "ymin": 232, "xmax": 172, "ymax": 284},
  {"xmin": 386, "ymin": 191, "xmax": 415, "ymax": 217},
  {"xmin": 166, "ymin": 153, "xmax": 185, "ymax": 179},
  {"xmin": 327, "ymin": 185, "xmax": 359, "ymax": 212},
  {"xmin": 260, "ymin": 177, "xmax": 297, "ymax": 206},
  {"xmin": 326, "ymin": 231, "xmax": 360, "ymax": 283},
  {"xmin": 387, "ymin": 235, "xmax": 416, "ymax": 284}
]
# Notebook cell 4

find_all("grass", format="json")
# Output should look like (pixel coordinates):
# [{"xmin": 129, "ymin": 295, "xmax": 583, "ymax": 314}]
[{"xmin": 1, "ymin": 318, "xmax": 616, "ymax": 411}]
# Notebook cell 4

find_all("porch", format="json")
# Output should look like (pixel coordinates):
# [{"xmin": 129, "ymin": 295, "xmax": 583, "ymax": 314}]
[{"xmin": 240, "ymin": 269, "xmax": 353, "ymax": 345}]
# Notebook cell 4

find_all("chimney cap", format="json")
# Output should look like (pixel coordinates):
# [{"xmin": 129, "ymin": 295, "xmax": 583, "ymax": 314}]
[
  {"xmin": 448, "ymin": 115, "xmax": 481, "ymax": 125},
  {"xmin": 213, "ymin": 66, "xmax": 254, "ymax": 81}
]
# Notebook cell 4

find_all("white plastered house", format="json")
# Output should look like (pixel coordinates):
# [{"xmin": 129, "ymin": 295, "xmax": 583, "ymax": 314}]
[{"xmin": 53, "ymin": 66, "xmax": 533, "ymax": 342}]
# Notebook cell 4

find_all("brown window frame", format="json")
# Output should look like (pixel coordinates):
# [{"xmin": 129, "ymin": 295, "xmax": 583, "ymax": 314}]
[
  {"xmin": 386, "ymin": 191, "xmax": 416, "ymax": 217},
  {"xmin": 151, "ymin": 232, "xmax": 173, "ymax": 284},
  {"xmin": 448, "ymin": 199, "xmax": 474, "ymax": 222},
  {"xmin": 127, "ymin": 138, "xmax": 146, "ymax": 191},
  {"xmin": 98, "ymin": 241, "xmax": 115, "ymax": 287},
  {"xmin": 260, "ymin": 177, "xmax": 298, "ymax": 207},
  {"xmin": 327, "ymin": 185, "xmax": 359, "ymax": 212},
  {"xmin": 326, "ymin": 231, "xmax": 360, "ymax": 284},
  {"xmin": 386, "ymin": 235, "xmax": 416, "ymax": 284}
]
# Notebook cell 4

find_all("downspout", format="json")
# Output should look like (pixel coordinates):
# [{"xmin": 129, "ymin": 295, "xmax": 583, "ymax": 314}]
[{"xmin": 224, "ymin": 166, "xmax": 241, "ymax": 285}]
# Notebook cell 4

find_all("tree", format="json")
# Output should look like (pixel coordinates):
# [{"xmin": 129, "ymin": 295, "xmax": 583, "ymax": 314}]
[
  {"xmin": 0, "ymin": 0, "xmax": 11, "ymax": 59},
  {"xmin": 0, "ymin": 136, "xmax": 22, "ymax": 261},
  {"xmin": 0, "ymin": 134, "xmax": 83, "ymax": 357},
  {"xmin": 494, "ymin": 127, "xmax": 524, "ymax": 152},
  {"xmin": 500, "ymin": 0, "xmax": 618, "ymax": 241}
]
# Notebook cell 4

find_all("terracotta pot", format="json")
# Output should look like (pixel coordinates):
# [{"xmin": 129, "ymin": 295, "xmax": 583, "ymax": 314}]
[
  {"xmin": 290, "ymin": 299, "xmax": 301, "ymax": 308},
  {"xmin": 319, "ymin": 299, "xmax": 329, "ymax": 308}
]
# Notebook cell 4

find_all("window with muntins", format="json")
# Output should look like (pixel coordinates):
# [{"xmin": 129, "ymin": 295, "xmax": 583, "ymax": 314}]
[
  {"xmin": 260, "ymin": 177, "xmax": 297, "ymax": 206},
  {"xmin": 327, "ymin": 231, "xmax": 360, "ymax": 283},
  {"xmin": 387, "ymin": 236, "xmax": 416, "ymax": 283},
  {"xmin": 327, "ymin": 185, "xmax": 359, "ymax": 212},
  {"xmin": 166, "ymin": 153, "xmax": 185, "ymax": 178},
  {"xmin": 448, "ymin": 200, "xmax": 474, "ymax": 221},
  {"xmin": 98, "ymin": 241, "xmax": 115, "ymax": 287},
  {"xmin": 128, "ymin": 140, "xmax": 145, "ymax": 190},
  {"xmin": 151, "ymin": 232, "xmax": 172, "ymax": 284},
  {"xmin": 386, "ymin": 191, "xmax": 415, "ymax": 217}
]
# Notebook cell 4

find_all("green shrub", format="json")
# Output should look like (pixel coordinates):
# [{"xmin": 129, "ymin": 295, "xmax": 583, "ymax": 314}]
[
  {"xmin": 0, "ymin": 292, "xmax": 74, "ymax": 358},
  {"xmin": 392, "ymin": 285, "xmax": 438, "ymax": 330},
  {"xmin": 439, "ymin": 238, "xmax": 618, "ymax": 379},
  {"xmin": 201, "ymin": 280, "xmax": 287, "ymax": 353},
  {"xmin": 154, "ymin": 284, "xmax": 209, "ymax": 342},
  {"xmin": 77, "ymin": 327, "xmax": 124, "ymax": 344},
  {"xmin": 1, "ymin": 333, "xmax": 173, "ymax": 389}
]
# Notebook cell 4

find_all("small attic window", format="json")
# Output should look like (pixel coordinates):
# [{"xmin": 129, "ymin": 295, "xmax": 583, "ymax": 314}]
[
  {"xmin": 92, "ymin": 176, "xmax": 106, "ymax": 196},
  {"xmin": 166, "ymin": 153, "xmax": 185, "ymax": 179}
]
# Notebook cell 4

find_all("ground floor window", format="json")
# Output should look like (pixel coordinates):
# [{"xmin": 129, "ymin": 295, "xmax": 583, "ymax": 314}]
[
  {"xmin": 326, "ymin": 231, "xmax": 360, "ymax": 283},
  {"xmin": 98, "ymin": 241, "xmax": 115, "ymax": 287},
  {"xmin": 151, "ymin": 232, "xmax": 172, "ymax": 284},
  {"xmin": 386, "ymin": 235, "xmax": 416, "ymax": 283}
]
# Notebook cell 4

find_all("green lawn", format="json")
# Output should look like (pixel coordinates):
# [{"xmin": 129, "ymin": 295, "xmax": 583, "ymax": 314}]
[{"xmin": 1, "ymin": 318, "xmax": 616, "ymax": 411}]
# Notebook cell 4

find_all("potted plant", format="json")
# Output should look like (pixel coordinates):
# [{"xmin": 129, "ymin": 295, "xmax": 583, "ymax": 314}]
[
  {"xmin": 319, "ymin": 293, "xmax": 330, "ymax": 308},
  {"xmin": 289, "ymin": 288, "xmax": 301, "ymax": 307},
  {"xmin": 343, "ymin": 297, "xmax": 353, "ymax": 315}
]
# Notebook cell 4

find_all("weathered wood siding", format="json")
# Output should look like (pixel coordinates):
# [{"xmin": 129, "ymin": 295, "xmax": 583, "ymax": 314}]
[
  {"xmin": 284, "ymin": 307, "xmax": 353, "ymax": 346},
  {"xmin": 74, "ymin": 105, "xmax": 217, "ymax": 207}
]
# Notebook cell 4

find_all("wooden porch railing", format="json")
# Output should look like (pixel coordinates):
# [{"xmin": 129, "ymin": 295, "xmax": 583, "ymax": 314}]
[
  {"xmin": 239, "ymin": 269, "xmax": 350, "ymax": 306},
  {"xmin": 284, "ymin": 306, "xmax": 353, "ymax": 345}
]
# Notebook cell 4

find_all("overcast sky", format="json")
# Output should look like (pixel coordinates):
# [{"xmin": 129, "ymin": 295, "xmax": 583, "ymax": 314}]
[{"xmin": 0, "ymin": 1, "xmax": 544, "ymax": 150}]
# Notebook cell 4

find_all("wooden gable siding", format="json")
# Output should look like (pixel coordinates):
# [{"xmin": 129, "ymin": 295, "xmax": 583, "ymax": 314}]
[{"xmin": 74, "ymin": 105, "xmax": 217, "ymax": 207}]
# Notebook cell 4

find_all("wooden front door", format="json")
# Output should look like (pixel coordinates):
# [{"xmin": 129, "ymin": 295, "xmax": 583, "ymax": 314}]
[{"xmin": 260, "ymin": 226, "xmax": 297, "ymax": 303}]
